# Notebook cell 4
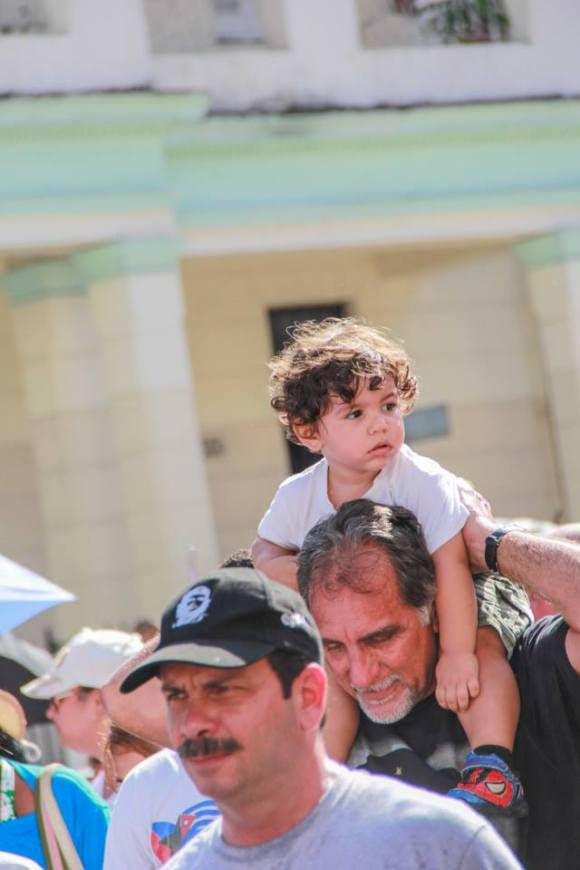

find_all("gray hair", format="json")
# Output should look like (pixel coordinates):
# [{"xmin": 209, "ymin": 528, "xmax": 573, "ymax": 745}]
[{"xmin": 297, "ymin": 500, "xmax": 436, "ymax": 614}]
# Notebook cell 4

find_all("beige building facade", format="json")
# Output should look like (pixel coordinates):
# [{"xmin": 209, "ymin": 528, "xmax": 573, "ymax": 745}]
[{"xmin": 1, "ymin": 2, "xmax": 580, "ymax": 640}]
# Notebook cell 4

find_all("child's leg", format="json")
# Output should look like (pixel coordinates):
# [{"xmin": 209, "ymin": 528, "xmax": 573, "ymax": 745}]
[
  {"xmin": 458, "ymin": 626, "xmax": 519, "ymax": 751},
  {"xmin": 450, "ymin": 626, "xmax": 526, "ymax": 814},
  {"xmin": 322, "ymin": 668, "xmax": 359, "ymax": 762}
]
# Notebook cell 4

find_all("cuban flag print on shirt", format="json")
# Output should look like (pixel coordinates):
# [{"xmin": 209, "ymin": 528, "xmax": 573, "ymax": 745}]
[{"xmin": 151, "ymin": 800, "xmax": 220, "ymax": 864}]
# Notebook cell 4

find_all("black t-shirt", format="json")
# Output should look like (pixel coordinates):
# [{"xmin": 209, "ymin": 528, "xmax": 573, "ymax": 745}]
[
  {"xmin": 353, "ymin": 616, "xmax": 579, "ymax": 870},
  {"xmin": 511, "ymin": 616, "xmax": 580, "ymax": 870}
]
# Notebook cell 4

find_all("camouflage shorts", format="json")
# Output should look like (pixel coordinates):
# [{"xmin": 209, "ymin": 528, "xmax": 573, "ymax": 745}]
[{"xmin": 473, "ymin": 572, "xmax": 533, "ymax": 658}]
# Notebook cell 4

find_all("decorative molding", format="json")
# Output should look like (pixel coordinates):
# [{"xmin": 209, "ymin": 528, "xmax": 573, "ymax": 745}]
[
  {"xmin": 1, "ymin": 95, "xmax": 580, "ymax": 236},
  {"xmin": 0, "ymin": 93, "xmax": 208, "ymax": 136},
  {"xmin": 73, "ymin": 236, "xmax": 181, "ymax": 283},
  {"xmin": 0, "ymin": 236, "xmax": 180, "ymax": 303},
  {"xmin": 0, "ymin": 257, "xmax": 84, "ymax": 304},
  {"xmin": 515, "ymin": 229, "xmax": 580, "ymax": 268}
]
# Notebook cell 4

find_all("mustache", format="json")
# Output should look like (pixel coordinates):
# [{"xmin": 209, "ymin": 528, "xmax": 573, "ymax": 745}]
[{"xmin": 177, "ymin": 736, "xmax": 242, "ymax": 760}]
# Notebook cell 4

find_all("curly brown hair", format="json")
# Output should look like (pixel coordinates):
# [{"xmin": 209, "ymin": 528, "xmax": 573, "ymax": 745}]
[{"xmin": 269, "ymin": 317, "xmax": 418, "ymax": 444}]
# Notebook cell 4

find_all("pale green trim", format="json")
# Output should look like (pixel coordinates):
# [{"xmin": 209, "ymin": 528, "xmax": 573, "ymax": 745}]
[
  {"xmin": 2, "ymin": 96, "xmax": 580, "ymax": 229},
  {"xmin": 1, "ymin": 258, "xmax": 85, "ymax": 304},
  {"xmin": 74, "ymin": 237, "xmax": 180, "ymax": 283},
  {"xmin": 516, "ymin": 230, "xmax": 580, "ymax": 268},
  {"xmin": 179, "ymin": 187, "xmax": 580, "ymax": 228},
  {"xmin": 0, "ymin": 138, "xmax": 167, "ymax": 200},
  {"xmin": 0, "ymin": 93, "xmax": 208, "ymax": 137},
  {"xmin": 0, "ymin": 192, "xmax": 169, "ymax": 216},
  {"xmin": 0, "ymin": 237, "xmax": 181, "ymax": 304},
  {"xmin": 170, "ymin": 99, "xmax": 580, "ymax": 149}
]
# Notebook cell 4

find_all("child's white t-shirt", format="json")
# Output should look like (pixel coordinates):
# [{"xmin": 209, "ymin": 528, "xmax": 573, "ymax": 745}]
[{"xmin": 258, "ymin": 444, "xmax": 468, "ymax": 555}]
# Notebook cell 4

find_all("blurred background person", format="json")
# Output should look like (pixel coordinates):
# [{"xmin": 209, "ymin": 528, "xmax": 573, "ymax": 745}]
[
  {"xmin": 19, "ymin": 627, "xmax": 142, "ymax": 804},
  {"xmin": 0, "ymin": 689, "xmax": 109, "ymax": 869},
  {"xmin": 102, "ymin": 723, "xmax": 159, "ymax": 794}
]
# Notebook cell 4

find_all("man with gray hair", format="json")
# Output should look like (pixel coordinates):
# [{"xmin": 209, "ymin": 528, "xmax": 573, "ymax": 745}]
[{"xmin": 297, "ymin": 497, "xmax": 580, "ymax": 870}]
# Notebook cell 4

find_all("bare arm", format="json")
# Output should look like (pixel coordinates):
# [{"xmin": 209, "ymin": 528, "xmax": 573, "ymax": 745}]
[
  {"xmin": 432, "ymin": 533, "xmax": 479, "ymax": 711},
  {"xmin": 251, "ymin": 536, "xmax": 299, "ymax": 590},
  {"xmin": 458, "ymin": 478, "xmax": 580, "ymax": 673}
]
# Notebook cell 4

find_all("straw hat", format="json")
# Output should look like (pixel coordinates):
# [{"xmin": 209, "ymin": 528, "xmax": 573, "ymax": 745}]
[{"xmin": 0, "ymin": 689, "xmax": 26, "ymax": 741}]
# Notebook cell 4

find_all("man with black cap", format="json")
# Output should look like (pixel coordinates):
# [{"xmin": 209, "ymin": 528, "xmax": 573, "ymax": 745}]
[{"xmin": 119, "ymin": 567, "xmax": 520, "ymax": 869}]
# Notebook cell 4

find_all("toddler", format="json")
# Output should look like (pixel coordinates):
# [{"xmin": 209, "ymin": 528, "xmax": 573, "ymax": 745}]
[{"xmin": 253, "ymin": 317, "xmax": 531, "ymax": 814}]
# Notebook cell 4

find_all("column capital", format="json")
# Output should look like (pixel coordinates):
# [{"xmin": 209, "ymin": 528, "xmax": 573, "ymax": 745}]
[
  {"xmin": 515, "ymin": 228, "xmax": 580, "ymax": 269},
  {"xmin": 0, "ymin": 257, "xmax": 85, "ymax": 304},
  {"xmin": 73, "ymin": 236, "xmax": 181, "ymax": 284}
]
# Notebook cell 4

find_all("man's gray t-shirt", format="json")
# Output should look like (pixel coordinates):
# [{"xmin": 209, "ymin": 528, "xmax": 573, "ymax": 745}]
[{"xmin": 165, "ymin": 762, "xmax": 521, "ymax": 869}]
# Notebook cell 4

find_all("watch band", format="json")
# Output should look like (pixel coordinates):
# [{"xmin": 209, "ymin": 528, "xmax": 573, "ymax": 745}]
[{"xmin": 484, "ymin": 528, "xmax": 511, "ymax": 572}]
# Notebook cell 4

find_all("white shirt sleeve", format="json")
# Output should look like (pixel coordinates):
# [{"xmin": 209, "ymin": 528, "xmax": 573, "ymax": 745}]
[
  {"xmin": 257, "ymin": 461, "xmax": 329, "ymax": 551},
  {"xmin": 392, "ymin": 448, "xmax": 468, "ymax": 554},
  {"xmin": 257, "ymin": 479, "xmax": 302, "ymax": 550}
]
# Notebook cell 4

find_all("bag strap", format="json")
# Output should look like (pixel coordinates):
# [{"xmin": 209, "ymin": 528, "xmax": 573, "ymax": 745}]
[{"xmin": 34, "ymin": 763, "xmax": 84, "ymax": 870}]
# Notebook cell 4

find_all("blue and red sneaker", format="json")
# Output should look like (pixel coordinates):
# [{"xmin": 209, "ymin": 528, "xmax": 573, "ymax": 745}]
[{"xmin": 448, "ymin": 751, "xmax": 528, "ymax": 817}]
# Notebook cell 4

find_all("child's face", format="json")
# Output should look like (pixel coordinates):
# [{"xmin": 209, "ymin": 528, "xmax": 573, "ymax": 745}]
[{"xmin": 297, "ymin": 376, "xmax": 405, "ymax": 478}]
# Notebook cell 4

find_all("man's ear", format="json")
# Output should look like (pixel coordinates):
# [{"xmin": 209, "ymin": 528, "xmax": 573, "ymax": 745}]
[
  {"xmin": 293, "ymin": 663, "xmax": 327, "ymax": 733},
  {"xmin": 292, "ymin": 422, "xmax": 322, "ymax": 455}
]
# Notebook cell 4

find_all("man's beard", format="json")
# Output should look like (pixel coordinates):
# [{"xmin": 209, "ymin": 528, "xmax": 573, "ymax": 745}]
[
  {"xmin": 353, "ymin": 676, "xmax": 418, "ymax": 724},
  {"xmin": 177, "ymin": 736, "xmax": 241, "ymax": 760}
]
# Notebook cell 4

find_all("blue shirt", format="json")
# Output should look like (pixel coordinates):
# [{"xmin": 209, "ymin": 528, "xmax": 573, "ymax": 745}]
[{"xmin": 0, "ymin": 760, "xmax": 109, "ymax": 869}]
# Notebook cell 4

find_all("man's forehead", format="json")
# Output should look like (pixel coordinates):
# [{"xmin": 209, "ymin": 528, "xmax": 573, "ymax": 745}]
[
  {"xmin": 159, "ymin": 659, "xmax": 264, "ymax": 686},
  {"xmin": 310, "ymin": 547, "xmax": 400, "ymax": 602},
  {"xmin": 309, "ymin": 556, "xmax": 405, "ymax": 628},
  {"xmin": 160, "ymin": 661, "xmax": 237, "ymax": 684}
]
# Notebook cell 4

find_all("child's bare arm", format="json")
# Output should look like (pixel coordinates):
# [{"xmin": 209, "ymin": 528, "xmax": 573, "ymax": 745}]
[
  {"xmin": 432, "ymin": 532, "xmax": 479, "ymax": 713},
  {"xmin": 251, "ymin": 536, "xmax": 299, "ymax": 590}
]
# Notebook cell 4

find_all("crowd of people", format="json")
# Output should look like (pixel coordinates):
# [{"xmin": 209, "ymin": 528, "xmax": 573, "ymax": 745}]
[{"xmin": 1, "ymin": 317, "xmax": 579, "ymax": 869}]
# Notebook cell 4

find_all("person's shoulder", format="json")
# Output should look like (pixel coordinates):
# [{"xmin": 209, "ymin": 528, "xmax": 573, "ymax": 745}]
[
  {"xmin": 398, "ymin": 444, "xmax": 453, "ymax": 481},
  {"xmin": 120, "ymin": 748, "xmax": 184, "ymax": 791},
  {"xmin": 335, "ymin": 762, "xmax": 481, "ymax": 828},
  {"xmin": 277, "ymin": 458, "xmax": 326, "ymax": 493},
  {"xmin": 7, "ymin": 760, "xmax": 38, "ymax": 788},
  {"xmin": 516, "ymin": 614, "xmax": 567, "ymax": 657},
  {"xmin": 49, "ymin": 764, "xmax": 110, "ymax": 813}
]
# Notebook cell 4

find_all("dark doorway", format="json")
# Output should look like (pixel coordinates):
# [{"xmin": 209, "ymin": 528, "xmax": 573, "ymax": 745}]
[{"xmin": 268, "ymin": 303, "xmax": 346, "ymax": 474}]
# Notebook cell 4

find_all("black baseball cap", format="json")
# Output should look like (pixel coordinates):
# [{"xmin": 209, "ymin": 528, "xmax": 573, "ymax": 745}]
[{"xmin": 120, "ymin": 568, "xmax": 323, "ymax": 693}]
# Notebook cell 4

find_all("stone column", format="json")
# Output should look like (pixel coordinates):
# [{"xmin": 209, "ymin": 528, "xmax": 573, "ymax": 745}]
[
  {"xmin": 76, "ymin": 238, "xmax": 218, "ymax": 619},
  {"xmin": 516, "ymin": 229, "xmax": 580, "ymax": 521},
  {"xmin": 2, "ymin": 259, "xmax": 131, "ymax": 638}
]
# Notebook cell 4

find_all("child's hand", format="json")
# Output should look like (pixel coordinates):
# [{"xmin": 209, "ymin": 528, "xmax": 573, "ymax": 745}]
[{"xmin": 435, "ymin": 651, "xmax": 480, "ymax": 713}]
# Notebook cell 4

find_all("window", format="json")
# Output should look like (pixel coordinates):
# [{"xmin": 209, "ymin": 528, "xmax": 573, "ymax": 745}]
[
  {"xmin": 357, "ymin": 0, "xmax": 528, "ymax": 48},
  {"xmin": 144, "ymin": 0, "xmax": 286, "ymax": 53},
  {"xmin": 212, "ymin": 0, "xmax": 264, "ymax": 45},
  {"xmin": 0, "ymin": 0, "xmax": 48, "ymax": 33}
]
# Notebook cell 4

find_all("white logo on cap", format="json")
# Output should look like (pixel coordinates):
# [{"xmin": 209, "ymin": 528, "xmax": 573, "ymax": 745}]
[
  {"xmin": 173, "ymin": 585, "xmax": 212, "ymax": 628},
  {"xmin": 281, "ymin": 612, "xmax": 307, "ymax": 630}
]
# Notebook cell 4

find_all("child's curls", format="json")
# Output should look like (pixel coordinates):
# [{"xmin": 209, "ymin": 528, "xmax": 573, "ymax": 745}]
[{"xmin": 269, "ymin": 317, "xmax": 418, "ymax": 444}]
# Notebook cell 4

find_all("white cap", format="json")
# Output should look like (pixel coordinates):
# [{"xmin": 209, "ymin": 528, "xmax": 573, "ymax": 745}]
[{"xmin": 19, "ymin": 627, "xmax": 143, "ymax": 700}]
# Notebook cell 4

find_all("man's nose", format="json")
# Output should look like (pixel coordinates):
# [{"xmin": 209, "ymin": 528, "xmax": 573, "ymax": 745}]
[
  {"xmin": 348, "ymin": 646, "xmax": 380, "ymax": 690},
  {"xmin": 179, "ymin": 702, "xmax": 216, "ymax": 738}
]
